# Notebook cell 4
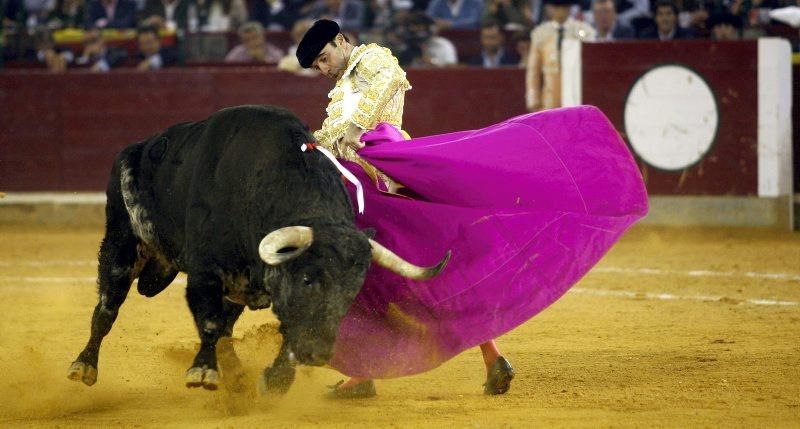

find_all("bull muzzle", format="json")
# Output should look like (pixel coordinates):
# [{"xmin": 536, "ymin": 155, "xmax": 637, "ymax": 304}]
[
  {"xmin": 259, "ymin": 226, "xmax": 314, "ymax": 265},
  {"xmin": 369, "ymin": 239, "xmax": 451, "ymax": 280}
]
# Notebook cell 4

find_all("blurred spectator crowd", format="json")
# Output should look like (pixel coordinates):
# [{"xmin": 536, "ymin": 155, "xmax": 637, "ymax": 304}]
[{"xmin": 1, "ymin": 0, "xmax": 798, "ymax": 71}]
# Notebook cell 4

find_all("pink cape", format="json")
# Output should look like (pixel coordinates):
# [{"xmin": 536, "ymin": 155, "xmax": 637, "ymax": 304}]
[{"xmin": 328, "ymin": 106, "xmax": 648, "ymax": 378}]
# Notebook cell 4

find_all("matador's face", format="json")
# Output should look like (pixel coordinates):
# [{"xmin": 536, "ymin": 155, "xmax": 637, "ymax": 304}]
[{"xmin": 312, "ymin": 35, "xmax": 348, "ymax": 80}]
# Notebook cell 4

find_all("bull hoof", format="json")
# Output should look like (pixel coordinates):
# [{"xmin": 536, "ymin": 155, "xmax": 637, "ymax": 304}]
[
  {"xmin": 67, "ymin": 361, "xmax": 98, "ymax": 386},
  {"xmin": 258, "ymin": 365, "xmax": 295, "ymax": 395},
  {"xmin": 185, "ymin": 366, "xmax": 220, "ymax": 391}
]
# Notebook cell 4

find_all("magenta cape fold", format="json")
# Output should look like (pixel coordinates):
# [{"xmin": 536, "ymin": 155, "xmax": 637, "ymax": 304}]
[{"xmin": 328, "ymin": 105, "xmax": 648, "ymax": 378}]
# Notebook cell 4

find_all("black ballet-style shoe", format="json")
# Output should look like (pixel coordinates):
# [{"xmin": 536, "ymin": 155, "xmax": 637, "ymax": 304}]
[
  {"xmin": 483, "ymin": 356, "xmax": 514, "ymax": 395},
  {"xmin": 325, "ymin": 379, "xmax": 377, "ymax": 399}
]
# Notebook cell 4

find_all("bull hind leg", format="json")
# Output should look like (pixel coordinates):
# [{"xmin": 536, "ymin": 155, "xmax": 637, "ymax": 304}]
[
  {"xmin": 68, "ymin": 195, "xmax": 138, "ymax": 386},
  {"xmin": 184, "ymin": 271, "xmax": 227, "ymax": 390}
]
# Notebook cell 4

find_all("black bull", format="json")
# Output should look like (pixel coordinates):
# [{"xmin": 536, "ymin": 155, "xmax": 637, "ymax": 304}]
[{"xmin": 67, "ymin": 105, "xmax": 449, "ymax": 392}]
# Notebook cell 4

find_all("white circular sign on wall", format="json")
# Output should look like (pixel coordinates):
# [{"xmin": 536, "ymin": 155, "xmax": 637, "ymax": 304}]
[{"xmin": 623, "ymin": 65, "xmax": 718, "ymax": 171}]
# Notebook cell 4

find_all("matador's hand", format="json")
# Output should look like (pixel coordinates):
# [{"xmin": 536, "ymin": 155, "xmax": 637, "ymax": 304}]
[{"xmin": 341, "ymin": 122, "xmax": 366, "ymax": 150}]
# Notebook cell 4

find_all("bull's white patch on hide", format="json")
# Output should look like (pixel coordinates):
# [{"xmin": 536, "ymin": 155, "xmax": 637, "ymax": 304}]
[{"xmin": 120, "ymin": 162, "xmax": 157, "ymax": 246}]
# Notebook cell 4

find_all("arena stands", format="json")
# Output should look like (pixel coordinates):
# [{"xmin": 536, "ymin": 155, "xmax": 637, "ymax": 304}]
[{"xmin": 2, "ymin": 0, "xmax": 799, "ymax": 69}]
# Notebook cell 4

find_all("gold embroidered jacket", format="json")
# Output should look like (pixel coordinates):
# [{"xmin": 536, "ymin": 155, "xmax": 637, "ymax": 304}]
[{"xmin": 313, "ymin": 43, "xmax": 412, "ymax": 163}]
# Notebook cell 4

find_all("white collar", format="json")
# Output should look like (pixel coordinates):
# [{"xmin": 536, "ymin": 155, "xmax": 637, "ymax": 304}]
[
  {"xmin": 340, "ymin": 44, "xmax": 371, "ymax": 80},
  {"xmin": 484, "ymin": 48, "xmax": 505, "ymax": 67},
  {"xmin": 447, "ymin": 0, "xmax": 465, "ymax": 17},
  {"xmin": 659, "ymin": 28, "xmax": 676, "ymax": 40},
  {"xmin": 327, "ymin": 44, "xmax": 370, "ymax": 99}
]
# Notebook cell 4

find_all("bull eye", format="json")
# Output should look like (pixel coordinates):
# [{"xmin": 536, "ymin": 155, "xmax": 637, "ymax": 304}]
[{"xmin": 302, "ymin": 274, "xmax": 313, "ymax": 286}]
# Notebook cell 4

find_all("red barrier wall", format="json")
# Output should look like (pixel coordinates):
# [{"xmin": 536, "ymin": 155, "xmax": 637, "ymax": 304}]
[
  {"xmin": 3, "ymin": 53, "xmax": 797, "ymax": 194},
  {"xmin": 0, "ymin": 68, "xmax": 526, "ymax": 191}
]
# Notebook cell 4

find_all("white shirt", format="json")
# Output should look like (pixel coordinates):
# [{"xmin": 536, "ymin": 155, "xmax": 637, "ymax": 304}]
[
  {"xmin": 482, "ymin": 48, "xmax": 506, "ymax": 68},
  {"xmin": 447, "ymin": 0, "xmax": 464, "ymax": 17}
]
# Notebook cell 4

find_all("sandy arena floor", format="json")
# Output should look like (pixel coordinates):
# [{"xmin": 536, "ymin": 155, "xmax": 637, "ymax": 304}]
[{"xmin": 0, "ymin": 224, "xmax": 798, "ymax": 428}]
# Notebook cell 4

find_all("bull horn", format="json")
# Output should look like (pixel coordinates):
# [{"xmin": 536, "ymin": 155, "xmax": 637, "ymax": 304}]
[
  {"xmin": 369, "ymin": 239, "xmax": 451, "ymax": 280},
  {"xmin": 259, "ymin": 226, "xmax": 314, "ymax": 266}
]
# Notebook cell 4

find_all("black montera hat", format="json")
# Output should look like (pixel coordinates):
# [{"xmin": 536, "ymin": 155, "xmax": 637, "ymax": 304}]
[{"xmin": 296, "ymin": 19, "xmax": 340, "ymax": 69}]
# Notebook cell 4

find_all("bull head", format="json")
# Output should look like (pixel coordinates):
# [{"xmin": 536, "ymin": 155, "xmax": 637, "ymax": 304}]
[{"xmin": 257, "ymin": 225, "xmax": 450, "ymax": 367}]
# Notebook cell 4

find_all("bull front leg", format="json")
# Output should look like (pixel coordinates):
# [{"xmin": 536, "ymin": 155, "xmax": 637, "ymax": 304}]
[
  {"xmin": 216, "ymin": 300, "xmax": 247, "ymax": 393},
  {"xmin": 185, "ymin": 271, "xmax": 226, "ymax": 390},
  {"xmin": 259, "ymin": 334, "xmax": 297, "ymax": 395}
]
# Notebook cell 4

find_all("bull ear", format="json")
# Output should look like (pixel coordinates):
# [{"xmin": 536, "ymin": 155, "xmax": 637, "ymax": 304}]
[{"xmin": 361, "ymin": 228, "xmax": 376, "ymax": 239}]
